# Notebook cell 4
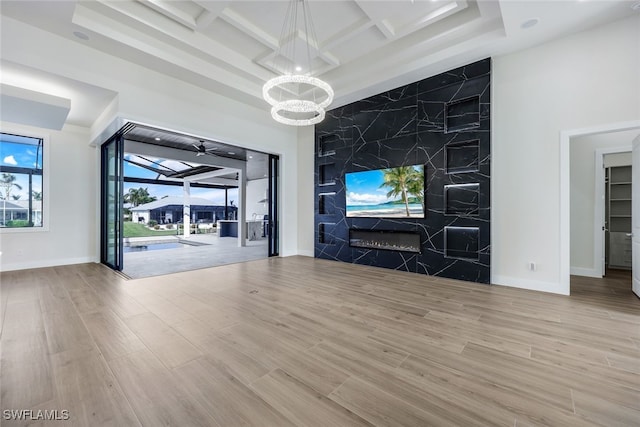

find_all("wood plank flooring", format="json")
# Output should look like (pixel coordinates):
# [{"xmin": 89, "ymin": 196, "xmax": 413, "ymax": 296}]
[{"xmin": 0, "ymin": 257, "xmax": 638, "ymax": 426}]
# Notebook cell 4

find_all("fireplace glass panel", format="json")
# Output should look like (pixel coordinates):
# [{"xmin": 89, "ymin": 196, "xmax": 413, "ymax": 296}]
[{"xmin": 349, "ymin": 229, "xmax": 421, "ymax": 253}]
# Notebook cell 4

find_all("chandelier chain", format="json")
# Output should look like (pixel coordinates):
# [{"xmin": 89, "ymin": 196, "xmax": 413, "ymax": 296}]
[{"xmin": 262, "ymin": 0, "xmax": 334, "ymax": 126}]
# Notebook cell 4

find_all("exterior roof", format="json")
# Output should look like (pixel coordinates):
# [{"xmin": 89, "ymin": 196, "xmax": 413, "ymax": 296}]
[
  {"xmin": 0, "ymin": 200, "xmax": 27, "ymax": 210},
  {"xmin": 12, "ymin": 200, "xmax": 43, "ymax": 210},
  {"xmin": 130, "ymin": 196, "xmax": 221, "ymax": 212}
]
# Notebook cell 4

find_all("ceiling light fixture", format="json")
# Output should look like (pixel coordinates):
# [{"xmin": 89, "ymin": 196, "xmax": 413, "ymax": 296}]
[
  {"xmin": 73, "ymin": 31, "xmax": 89, "ymax": 40},
  {"xmin": 262, "ymin": 0, "xmax": 334, "ymax": 126},
  {"xmin": 154, "ymin": 137, "xmax": 161, "ymax": 141},
  {"xmin": 520, "ymin": 18, "xmax": 539, "ymax": 29}
]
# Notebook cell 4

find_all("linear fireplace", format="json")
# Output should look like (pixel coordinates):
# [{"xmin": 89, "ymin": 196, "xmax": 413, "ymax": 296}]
[{"xmin": 349, "ymin": 229, "xmax": 421, "ymax": 253}]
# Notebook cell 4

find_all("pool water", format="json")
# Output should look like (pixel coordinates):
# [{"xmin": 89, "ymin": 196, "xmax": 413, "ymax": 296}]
[{"xmin": 123, "ymin": 242, "xmax": 187, "ymax": 253}]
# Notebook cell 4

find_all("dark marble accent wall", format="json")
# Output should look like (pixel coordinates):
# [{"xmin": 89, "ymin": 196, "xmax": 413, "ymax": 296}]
[{"xmin": 315, "ymin": 58, "xmax": 490, "ymax": 284}]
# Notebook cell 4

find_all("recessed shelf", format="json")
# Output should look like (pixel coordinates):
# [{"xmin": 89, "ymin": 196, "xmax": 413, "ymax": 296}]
[
  {"xmin": 319, "ymin": 163, "xmax": 336, "ymax": 186},
  {"xmin": 444, "ymin": 183, "xmax": 480, "ymax": 216},
  {"xmin": 318, "ymin": 134, "xmax": 339, "ymax": 157},
  {"xmin": 318, "ymin": 223, "xmax": 336, "ymax": 245},
  {"xmin": 610, "ymin": 166, "xmax": 631, "ymax": 183},
  {"xmin": 444, "ymin": 226, "xmax": 479, "ymax": 260},
  {"xmin": 318, "ymin": 192, "xmax": 336, "ymax": 215},
  {"xmin": 445, "ymin": 140, "xmax": 479, "ymax": 174},
  {"xmin": 444, "ymin": 96, "xmax": 480, "ymax": 134}
]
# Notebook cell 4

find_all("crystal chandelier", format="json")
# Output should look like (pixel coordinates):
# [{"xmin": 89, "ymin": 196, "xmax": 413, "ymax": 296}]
[{"xmin": 262, "ymin": 0, "xmax": 334, "ymax": 126}]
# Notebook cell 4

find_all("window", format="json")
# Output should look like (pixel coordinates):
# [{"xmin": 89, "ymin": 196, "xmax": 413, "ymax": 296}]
[{"xmin": 0, "ymin": 132, "xmax": 44, "ymax": 228}]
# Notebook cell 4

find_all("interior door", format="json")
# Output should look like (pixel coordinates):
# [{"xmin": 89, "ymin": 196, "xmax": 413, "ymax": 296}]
[
  {"xmin": 632, "ymin": 135, "xmax": 639, "ymax": 297},
  {"xmin": 101, "ymin": 134, "xmax": 124, "ymax": 271}
]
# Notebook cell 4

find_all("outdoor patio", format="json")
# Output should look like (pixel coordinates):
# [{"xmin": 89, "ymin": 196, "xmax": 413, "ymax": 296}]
[{"xmin": 122, "ymin": 233, "xmax": 268, "ymax": 279}]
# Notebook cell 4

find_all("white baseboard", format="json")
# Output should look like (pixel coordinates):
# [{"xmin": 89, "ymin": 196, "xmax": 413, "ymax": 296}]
[
  {"xmin": 0, "ymin": 256, "xmax": 96, "ymax": 272},
  {"xmin": 296, "ymin": 250, "xmax": 314, "ymax": 257},
  {"xmin": 491, "ymin": 274, "xmax": 569, "ymax": 295},
  {"xmin": 570, "ymin": 266, "xmax": 602, "ymax": 278}
]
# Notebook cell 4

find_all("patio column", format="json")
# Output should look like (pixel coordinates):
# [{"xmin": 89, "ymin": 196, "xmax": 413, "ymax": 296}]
[{"xmin": 183, "ymin": 181, "xmax": 190, "ymax": 238}]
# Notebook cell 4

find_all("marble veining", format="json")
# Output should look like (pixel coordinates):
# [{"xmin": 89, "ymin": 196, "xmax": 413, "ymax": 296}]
[{"xmin": 315, "ymin": 58, "xmax": 491, "ymax": 284}]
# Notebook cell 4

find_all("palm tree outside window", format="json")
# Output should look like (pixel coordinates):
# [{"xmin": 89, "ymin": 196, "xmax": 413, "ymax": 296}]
[{"xmin": 0, "ymin": 133, "xmax": 44, "ymax": 228}]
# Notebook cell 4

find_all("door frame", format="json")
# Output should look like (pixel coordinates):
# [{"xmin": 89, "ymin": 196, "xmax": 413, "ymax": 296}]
[
  {"xmin": 594, "ymin": 146, "xmax": 632, "ymax": 278},
  {"xmin": 100, "ymin": 133, "xmax": 124, "ymax": 271},
  {"xmin": 560, "ymin": 120, "xmax": 640, "ymax": 294}
]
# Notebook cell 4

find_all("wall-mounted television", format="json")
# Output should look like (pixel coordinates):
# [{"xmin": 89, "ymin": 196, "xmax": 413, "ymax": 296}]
[{"xmin": 345, "ymin": 165, "xmax": 425, "ymax": 218}]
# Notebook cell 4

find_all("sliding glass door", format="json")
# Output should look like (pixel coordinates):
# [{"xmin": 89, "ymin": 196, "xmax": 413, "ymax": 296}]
[
  {"xmin": 268, "ymin": 154, "xmax": 279, "ymax": 257},
  {"xmin": 101, "ymin": 134, "xmax": 124, "ymax": 270}
]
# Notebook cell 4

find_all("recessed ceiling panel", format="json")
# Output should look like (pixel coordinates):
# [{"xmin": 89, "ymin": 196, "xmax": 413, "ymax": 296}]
[
  {"xmin": 329, "ymin": 26, "xmax": 388, "ymax": 64},
  {"xmin": 201, "ymin": 17, "xmax": 268, "ymax": 59},
  {"xmin": 1, "ymin": 0, "xmax": 635, "ymax": 115}
]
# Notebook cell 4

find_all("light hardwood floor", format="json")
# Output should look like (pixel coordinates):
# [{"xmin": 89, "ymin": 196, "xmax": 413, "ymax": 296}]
[{"xmin": 1, "ymin": 257, "xmax": 638, "ymax": 426}]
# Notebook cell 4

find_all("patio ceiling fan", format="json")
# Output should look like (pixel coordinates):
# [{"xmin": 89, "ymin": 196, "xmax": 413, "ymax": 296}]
[{"xmin": 192, "ymin": 140, "xmax": 217, "ymax": 157}]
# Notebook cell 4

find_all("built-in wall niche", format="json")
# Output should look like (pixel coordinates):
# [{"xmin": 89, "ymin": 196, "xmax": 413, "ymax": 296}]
[
  {"xmin": 319, "ymin": 163, "xmax": 336, "ymax": 186},
  {"xmin": 314, "ymin": 58, "xmax": 491, "ymax": 284},
  {"xmin": 318, "ymin": 134, "xmax": 339, "ymax": 157},
  {"xmin": 445, "ymin": 96, "xmax": 480, "ymax": 134},
  {"xmin": 349, "ymin": 229, "xmax": 421, "ymax": 253},
  {"xmin": 444, "ymin": 183, "xmax": 480, "ymax": 216},
  {"xmin": 446, "ymin": 140, "xmax": 479, "ymax": 174},
  {"xmin": 318, "ymin": 223, "xmax": 336, "ymax": 245},
  {"xmin": 318, "ymin": 192, "xmax": 336, "ymax": 215},
  {"xmin": 444, "ymin": 226, "xmax": 479, "ymax": 260}
]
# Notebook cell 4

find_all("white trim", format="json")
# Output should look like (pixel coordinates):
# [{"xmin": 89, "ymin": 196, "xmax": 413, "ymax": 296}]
[
  {"xmin": 297, "ymin": 250, "xmax": 314, "ymax": 257},
  {"xmin": 593, "ymin": 146, "xmax": 632, "ymax": 278},
  {"xmin": 0, "ymin": 124, "xmax": 50, "ymax": 234},
  {"xmin": 570, "ymin": 267, "xmax": 601, "ymax": 278},
  {"xmin": 0, "ymin": 257, "xmax": 96, "ymax": 272},
  {"xmin": 492, "ymin": 275, "xmax": 568, "ymax": 295},
  {"xmin": 560, "ymin": 120, "xmax": 640, "ymax": 295}
]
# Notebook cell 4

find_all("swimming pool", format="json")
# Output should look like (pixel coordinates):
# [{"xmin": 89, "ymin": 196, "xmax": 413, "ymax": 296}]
[{"xmin": 123, "ymin": 242, "xmax": 187, "ymax": 253}]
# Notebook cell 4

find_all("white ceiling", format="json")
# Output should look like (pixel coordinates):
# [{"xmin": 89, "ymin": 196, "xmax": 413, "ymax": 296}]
[{"xmin": 0, "ymin": 0, "xmax": 638, "ymax": 126}]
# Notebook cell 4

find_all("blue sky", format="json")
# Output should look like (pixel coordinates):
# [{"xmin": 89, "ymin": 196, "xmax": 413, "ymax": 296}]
[
  {"xmin": 1, "ymin": 139, "xmax": 43, "ymax": 200},
  {"xmin": 345, "ymin": 169, "xmax": 390, "ymax": 206},
  {"xmin": 345, "ymin": 166, "xmax": 422, "ymax": 206}
]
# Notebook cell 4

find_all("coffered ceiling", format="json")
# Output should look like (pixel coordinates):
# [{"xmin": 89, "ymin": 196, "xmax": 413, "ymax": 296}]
[{"xmin": 1, "ymin": 0, "xmax": 637, "ymax": 124}]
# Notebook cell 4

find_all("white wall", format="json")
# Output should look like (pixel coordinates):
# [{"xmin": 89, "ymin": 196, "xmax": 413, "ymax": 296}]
[
  {"xmin": 297, "ymin": 126, "xmax": 315, "ymax": 257},
  {"xmin": 1, "ymin": 15, "xmax": 302, "ymax": 261},
  {"xmin": 492, "ymin": 15, "xmax": 640, "ymax": 294},
  {"xmin": 246, "ymin": 178, "xmax": 268, "ymax": 219},
  {"xmin": 0, "ymin": 122, "xmax": 96, "ymax": 271},
  {"xmin": 570, "ymin": 131, "xmax": 636, "ymax": 277}
]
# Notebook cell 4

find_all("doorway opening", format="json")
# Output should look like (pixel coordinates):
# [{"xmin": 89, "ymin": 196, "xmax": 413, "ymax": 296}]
[
  {"xmin": 563, "ymin": 120, "xmax": 640, "ymax": 296},
  {"xmin": 100, "ymin": 123, "xmax": 279, "ymax": 278},
  {"xmin": 603, "ymin": 156, "xmax": 633, "ymax": 274}
]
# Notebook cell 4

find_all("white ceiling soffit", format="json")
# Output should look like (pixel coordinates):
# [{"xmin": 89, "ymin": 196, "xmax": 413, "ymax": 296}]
[
  {"xmin": 0, "ymin": 60, "xmax": 118, "ymax": 128},
  {"xmin": 0, "ymin": 83, "xmax": 71, "ymax": 130},
  {"xmin": 1, "ymin": 1, "xmax": 636, "ymax": 112}
]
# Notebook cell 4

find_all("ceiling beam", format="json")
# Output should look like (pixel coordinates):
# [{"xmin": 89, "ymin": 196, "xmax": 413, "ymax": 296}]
[
  {"xmin": 124, "ymin": 140, "xmax": 246, "ymax": 172},
  {"xmin": 136, "ymin": 0, "xmax": 197, "ymax": 30},
  {"xmin": 184, "ymin": 168, "xmax": 237, "ymax": 182},
  {"xmin": 193, "ymin": 0, "xmax": 229, "ymax": 30}
]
